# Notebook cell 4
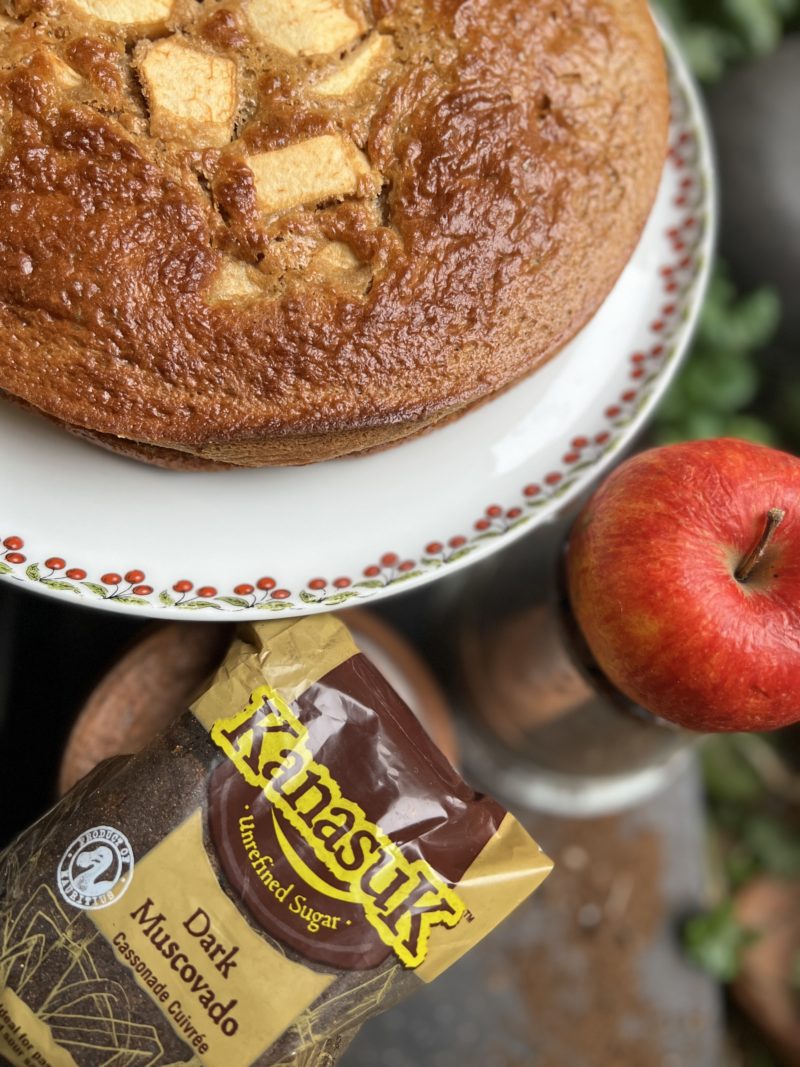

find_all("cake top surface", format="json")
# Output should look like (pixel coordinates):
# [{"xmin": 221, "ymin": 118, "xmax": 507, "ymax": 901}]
[{"xmin": 0, "ymin": 0, "xmax": 668, "ymax": 454}]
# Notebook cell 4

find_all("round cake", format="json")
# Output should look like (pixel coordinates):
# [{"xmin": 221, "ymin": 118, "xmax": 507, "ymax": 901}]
[{"xmin": 0, "ymin": 0, "xmax": 669, "ymax": 468}]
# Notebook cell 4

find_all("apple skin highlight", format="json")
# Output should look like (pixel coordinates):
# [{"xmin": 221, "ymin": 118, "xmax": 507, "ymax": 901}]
[{"xmin": 566, "ymin": 438, "xmax": 800, "ymax": 733}]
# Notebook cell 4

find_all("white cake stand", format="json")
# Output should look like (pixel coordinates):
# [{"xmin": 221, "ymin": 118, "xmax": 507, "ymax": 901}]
[{"xmin": 0, "ymin": 31, "xmax": 715, "ymax": 620}]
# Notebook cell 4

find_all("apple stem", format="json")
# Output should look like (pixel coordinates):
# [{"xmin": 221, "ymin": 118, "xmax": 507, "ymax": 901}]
[{"xmin": 734, "ymin": 507, "xmax": 786, "ymax": 583}]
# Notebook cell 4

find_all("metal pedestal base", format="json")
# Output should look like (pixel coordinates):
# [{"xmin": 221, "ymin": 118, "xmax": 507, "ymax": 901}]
[{"xmin": 457, "ymin": 712, "xmax": 695, "ymax": 818}]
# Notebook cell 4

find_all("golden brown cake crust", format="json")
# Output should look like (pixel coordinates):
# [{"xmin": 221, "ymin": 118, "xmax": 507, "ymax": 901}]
[{"xmin": 0, "ymin": 0, "xmax": 669, "ymax": 467}]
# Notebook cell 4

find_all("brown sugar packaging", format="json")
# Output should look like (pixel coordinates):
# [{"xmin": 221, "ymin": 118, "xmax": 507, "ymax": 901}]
[{"xmin": 0, "ymin": 616, "xmax": 552, "ymax": 1065}]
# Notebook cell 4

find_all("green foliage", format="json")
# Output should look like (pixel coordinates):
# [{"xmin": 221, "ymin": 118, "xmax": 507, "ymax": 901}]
[
  {"xmin": 656, "ymin": 0, "xmax": 800, "ymax": 80},
  {"xmin": 683, "ymin": 901, "xmax": 759, "ymax": 981},
  {"xmin": 741, "ymin": 814, "xmax": 800, "ymax": 876},
  {"xmin": 701, "ymin": 737, "xmax": 763, "ymax": 806},
  {"xmin": 701, "ymin": 735, "xmax": 800, "ymax": 891},
  {"xmin": 698, "ymin": 270, "xmax": 782, "ymax": 353},
  {"xmin": 653, "ymin": 263, "xmax": 781, "ymax": 446}
]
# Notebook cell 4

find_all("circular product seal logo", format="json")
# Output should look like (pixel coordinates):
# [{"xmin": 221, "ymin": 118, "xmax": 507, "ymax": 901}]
[{"xmin": 57, "ymin": 826, "xmax": 134, "ymax": 911}]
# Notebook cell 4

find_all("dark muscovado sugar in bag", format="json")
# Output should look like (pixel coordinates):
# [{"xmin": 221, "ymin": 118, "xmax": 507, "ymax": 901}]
[{"xmin": 0, "ymin": 616, "xmax": 552, "ymax": 1066}]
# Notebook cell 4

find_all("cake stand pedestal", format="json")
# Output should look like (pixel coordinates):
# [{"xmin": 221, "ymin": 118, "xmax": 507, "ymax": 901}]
[{"xmin": 430, "ymin": 510, "xmax": 699, "ymax": 817}]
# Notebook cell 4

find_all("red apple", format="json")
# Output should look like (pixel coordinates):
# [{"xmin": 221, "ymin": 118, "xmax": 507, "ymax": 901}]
[{"xmin": 566, "ymin": 438, "xmax": 800, "ymax": 732}]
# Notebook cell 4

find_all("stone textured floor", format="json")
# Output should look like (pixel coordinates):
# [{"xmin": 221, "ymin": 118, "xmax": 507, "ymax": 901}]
[{"xmin": 344, "ymin": 763, "xmax": 722, "ymax": 1067}]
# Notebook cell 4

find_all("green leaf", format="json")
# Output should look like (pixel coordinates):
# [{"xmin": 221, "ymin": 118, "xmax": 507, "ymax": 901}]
[
  {"xmin": 682, "ymin": 25, "xmax": 741, "ymax": 81},
  {"xmin": 725, "ymin": 0, "xmax": 782, "ymax": 55},
  {"xmin": 0, "ymin": 561, "xmax": 12, "ymax": 575},
  {"xmin": 724, "ymin": 846, "xmax": 759, "ymax": 891},
  {"xmin": 176, "ymin": 600, "xmax": 223, "ymax": 611},
  {"xmin": 699, "ymin": 275, "xmax": 780, "ymax": 353},
  {"xmin": 682, "ymin": 410, "xmax": 729, "ymax": 440},
  {"xmin": 217, "ymin": 596, "xmax": 250, "ymax": 608},
  {"xmin": 25, "ymin": 563, "xmax": 41, "ymax": 582},
  {"xmin": 681, "ymin": 352, "xmax": 759, "ymax": 413},
  {"xmin": 659, "ymin": 0, "xmax": 800, "ymax": 79},
  {"xmin": 39, "ymin": 578, "xmax": 81, "ymax": 594},
  {"xmin": 654, "ymin": 260, "xmax": 784, "ymax": 446},
  {"xmin": 733, "ymin": 288, "xmax": 782, "ymax": 347},
  {"xmin": 743, "ymin": 814, "xmax": 800, "ymax": 876},
  {"xmin": 257, "ymin": 601, "xmax": 292, "ymax": 612},
  {"xmin": 552, "ymin": 478, "xmax": 579, "ymax": 499},
  {"xmin": 658, "ymin": 384, "xmax": 686, "ymax": 424},
  {"xmin": 446, "ymin": 547, "xmax": 475, "ymax": 563},
  {"xmin": 323, "ymin": 591, "xmax": 361, "ymax": 605},
  {"xmin": 159, "ymin": 590, "xmax": 176, "ymax": 607},
  {"xmin": 387, "ymin": 570, "xmax": 423, "ymax": 586},
  {"xmin": 683, "ymin": 901, "xmax": 759, "ymax": 982},
  {"xmin": 653, "ymin": 423, "xmax": 689, "ymax": 446},
  {"xmin": 114, "ymin": 595, "xmax": 150, "ymax": 606},
  {"xmin": 300, "ymin": 590, "xmax": 322, "ymax": 604},
  {"xmin": 701, "ymin": 737, "xmax": 762, "ymax": 805},
  {"xmin": 354, "ymin": 579, "xmax": 385, "ymax": 589},
  {"xmin": 569, "ymin": 458, "xmax": 604, "ymax": 475},
  {"xmin": 82, "ymin": 581, "xmax": 109, "ymax": 599},
  {"xmin": 725, "ymin": 414, "xmax": 777, "ymax": 446}
]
